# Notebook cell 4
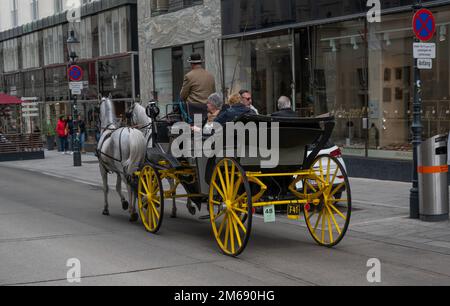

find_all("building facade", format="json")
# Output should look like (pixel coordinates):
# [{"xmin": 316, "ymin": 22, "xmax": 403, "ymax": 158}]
[
  {"xmin": 139, "ymin": 0, "xmax": 450, "ymax": 181},
  {"xmin": 0, "ymin": 0, "xmax": 139, "ymax": 150}
]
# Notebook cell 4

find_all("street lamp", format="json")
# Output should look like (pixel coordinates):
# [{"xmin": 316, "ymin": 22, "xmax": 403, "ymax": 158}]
[{"xmin": 67, "ymin": 30, "xmax": 82, "ymax": 167}]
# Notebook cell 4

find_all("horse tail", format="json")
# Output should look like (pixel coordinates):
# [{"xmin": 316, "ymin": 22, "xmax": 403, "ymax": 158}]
[{"xmin": 123, "ymin": 128, "xmax": 146, "ymax": 176}]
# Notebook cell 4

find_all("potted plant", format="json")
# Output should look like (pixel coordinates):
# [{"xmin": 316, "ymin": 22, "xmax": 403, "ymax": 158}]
[{"xmin": 43, "ymin": 118, "xmax": 56, "ymax": 151}]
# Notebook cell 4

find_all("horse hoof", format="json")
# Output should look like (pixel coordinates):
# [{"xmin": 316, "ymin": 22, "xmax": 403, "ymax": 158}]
[
  {"xmin": 103, "ymin": 210, "xmax": 110, "ymax": 216},
  {"xmin": 130, "ymin": 213, "xmax": 139, "ymax": 223},
  {"xmin": 170, "ymin": 214, "xmax": 177, "ymax": 219},
  {"xmin": 122, "ymin": 201, "xmax": 129, "ymax": 211}
]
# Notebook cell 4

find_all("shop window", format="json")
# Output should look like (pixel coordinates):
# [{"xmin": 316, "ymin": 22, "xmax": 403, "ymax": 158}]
[
  {"xmin": 223, "ymin": 34, "xmax": 293, "ymax": 114},
  {"xmin": 152, "ymin": 42, "xmax": 205, "ymax": 113},
  {"xmin": 314, "ymin": 19, "xmax": 368, "ymax": 157},
  {"xmin": 98, "ymin": 7, "xmax": 130, "ymax": 57}
]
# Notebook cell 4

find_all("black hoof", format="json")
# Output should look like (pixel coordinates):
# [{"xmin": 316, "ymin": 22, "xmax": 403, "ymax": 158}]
[
  {"xmin": 170, "ymin": 213, "xmax": 177, "ymax": 219},
  {"xmin": 122, "ymin": 201, "xmax": 129, "ymax": 211},
  {"xmin": 130, "ymin": 213, "xmax": 139, "ymax": 223},
  {"xmin": 103, "ymin": 210, "xmax": 110, "ymax": 216}
]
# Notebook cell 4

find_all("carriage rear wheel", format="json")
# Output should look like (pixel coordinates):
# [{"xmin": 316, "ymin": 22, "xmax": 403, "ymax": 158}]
[
  {"xmin": 138, "ymin": 165, "xmax": 165, "ymax": 234},
  {"xmin": 209, "ymin": 158, "xmax": 252, "ymax": 257},
  {"xmin": 303, "ymin": 155, "xmax": 351, "ymax": 248}
]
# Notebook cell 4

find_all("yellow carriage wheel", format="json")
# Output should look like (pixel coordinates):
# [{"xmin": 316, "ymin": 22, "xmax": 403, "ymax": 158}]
[
  {"xmin": 209, "ymin": 158, "xmax": 252, "ymax": 257},
  {"xmin": 304, "ymin": 155, "xmax": 351, "ymax": 248},
  {"xmin": 138, "ymin": 165, "xmax": 164, "ymax": 234}
]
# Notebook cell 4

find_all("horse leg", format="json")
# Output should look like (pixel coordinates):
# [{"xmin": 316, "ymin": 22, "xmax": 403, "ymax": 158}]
[
  {"xmin": 127, "ymin": 183, "xmax": 139, "ymax": 223},
  {"xmin": 100, "ymin": 165, "xmax": 110, "ymax": 216},
  {"xmin": 116, "ymin": 174, "xmax": 129, "ymax": 211},
  {"xmin": 169, "ymin": 179, "xmax": 177, "ymax": 218}
]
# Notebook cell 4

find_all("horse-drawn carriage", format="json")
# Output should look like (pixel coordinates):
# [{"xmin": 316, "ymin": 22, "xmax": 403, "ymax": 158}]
[
  {"xmin": 128, "ymin": 101, "xmax": 352, "ymax": 257},
  {"xmin": 97, "ymin": 98, "xmax": 350, "ymax": 257}
]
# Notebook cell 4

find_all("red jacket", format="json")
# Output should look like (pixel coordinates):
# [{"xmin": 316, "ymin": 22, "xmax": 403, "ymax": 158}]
[{"xmin": 56, "ymin": 120, "xmax": 67, "ymax": 137}]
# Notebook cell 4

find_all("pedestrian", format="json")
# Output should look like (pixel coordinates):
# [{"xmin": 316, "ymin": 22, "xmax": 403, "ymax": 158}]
[
  {"xmin": 180, "ymin": 53, "xmax": 216, "ymax": 122},
  {"xmin": 239, "ymin": 89, "xmax": 259, "ymax": 115},
  {"xmin": 77, "ymin": 115, "xmax": 87, "ymax": 154},
  {"xmin": 56, "ymin": 116, "xmax": 68, "ymax": 154},
  {"xmin": 67, "ymin": 115, "xmax": 75, "ymax": 152},
  {"xmin": 271, "ymin": 96, "xmax": 298, "ymax": 118}
]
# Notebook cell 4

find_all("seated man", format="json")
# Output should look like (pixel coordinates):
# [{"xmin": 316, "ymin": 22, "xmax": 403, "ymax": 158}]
[
  {"xmin": 215, "ymin": 93, "xmax": 256, "ymax": 125},
  {"xmin": 271, "ymin": 96, "xmax": 298, "ymax": 118}
]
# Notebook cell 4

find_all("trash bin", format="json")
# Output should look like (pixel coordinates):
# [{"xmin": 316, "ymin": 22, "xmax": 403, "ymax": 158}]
[{"xmin": 418, "ymin": 134, "xmax": 449, "ymax": 222}]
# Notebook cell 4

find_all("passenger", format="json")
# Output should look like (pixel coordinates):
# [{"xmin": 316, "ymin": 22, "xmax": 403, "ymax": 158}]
[
  {"xmin": 271, "ymin": 96, "xmax": 298, "ymax": 118},
  {"xmin": 239, "ymin": 89, "xmax": 259, "ymax": 115},
  {"xmin": 206, "ymin": 93, "xmax": 225, "ymax": 123},
  {"xmin": 215, "ymin": 93, "xmax": 256, "ymax": 126}
]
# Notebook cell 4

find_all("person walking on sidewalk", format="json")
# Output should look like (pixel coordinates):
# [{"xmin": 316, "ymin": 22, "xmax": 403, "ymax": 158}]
[
  {"xmin": 77, "ymin": 115, "xmax": 87, "ymax": 154},
  {"xmin": 56, "ymin": 116, "xmax": 68, "ymax": 154}
]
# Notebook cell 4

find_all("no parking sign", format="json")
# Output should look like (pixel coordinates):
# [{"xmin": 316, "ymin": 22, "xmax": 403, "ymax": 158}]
[
  {"xmin": 68, "ymin": 65, "xmax": 83, "ymax": 82},
  {"xmin": 413, "ymin": 8, "xmax": 436, "ymax": 41}
]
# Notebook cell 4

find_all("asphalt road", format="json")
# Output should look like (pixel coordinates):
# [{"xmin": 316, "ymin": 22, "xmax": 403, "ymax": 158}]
[{"xmin": 1, "ymin": 165, "xmax": 450, "ymax": 286}]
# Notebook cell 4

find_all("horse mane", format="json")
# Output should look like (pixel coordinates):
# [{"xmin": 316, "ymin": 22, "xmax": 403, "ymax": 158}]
[
  {"xmin": 101, "ymin": 98, "xmax": 118, "ymax": 129},
  {"xmin": 133, "ymin": 103, "xmax": 152, "ymax": 126}
]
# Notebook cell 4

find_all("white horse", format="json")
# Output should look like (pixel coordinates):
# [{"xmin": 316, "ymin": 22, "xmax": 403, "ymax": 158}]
[
  {"xmin": 97, "ymin": 98, "xmax": 147, "ymax": 222},
  {"xmin": 127, "ymin": 102, "xmax": 195, "ymax": 218}
]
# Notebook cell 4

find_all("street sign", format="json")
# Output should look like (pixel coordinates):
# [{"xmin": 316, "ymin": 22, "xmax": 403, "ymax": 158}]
[
  {"xmin": 68, "ymin": 65, "xmax": 84, "ymax": 82},
  {"xmin": 69, "ymin": 81, "xmax": 84, "ymax": 95},
  {"xmin": 413, "ymin": 43, "xmax": 436, "ymax": 59},
  {"xmin": 418, "ymin": 58, "xmax": 433, "ymax": 70},
  {"xmin": 413, "ymin": 8, "xmax": 436, "ymax": 41}
]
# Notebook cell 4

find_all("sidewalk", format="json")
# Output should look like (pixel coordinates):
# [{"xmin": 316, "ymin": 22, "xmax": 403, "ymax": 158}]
[{"xmin": 2, "ymin": 150, "xmax": 450, "ymax": 255}]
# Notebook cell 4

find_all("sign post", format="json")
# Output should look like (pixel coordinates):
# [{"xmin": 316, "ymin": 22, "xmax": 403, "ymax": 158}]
[
  {"xmin": 67, "ymin": 64, "xmax": 83, "ymax": 167},
  {"xmin": 410, "ymin": 1, "xmax": 436, "ymax": 219}
]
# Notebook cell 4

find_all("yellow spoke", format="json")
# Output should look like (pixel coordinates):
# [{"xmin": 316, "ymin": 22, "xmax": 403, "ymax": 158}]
[
  {"xmin": 229, "ymin": 216, "xmax": 235, "ymax": 254},
  {"xmin": 151, "ymin": 207, "xmax": 157, "ymax": 229},
  {"xmin": 326, "ymin": 204, "xmax": 342, "ymax": 235},
  {"xmin": 217, "ymin": 167, "xmax": 228, "ymax": 200},
  {"xmin": 153, "ymin": 198, "xmax": 161, "ymax": 205},
  {"xmin": 330, "ymin": 198, "xmax": 347, "ymax": 203},
  {"xmin": 140, "ymin": 177, "xmax": 150, "ymax": 194},
  {"xmin": 306, "ymin": 209, "xmax": 316, "ymax": 222},
  {"xmin": 330, "ymin": 182, "xmax": 346, "ymax": 197},
  {"xmin": 224, "ymin": 160, "xmax": 231, "ymax": 198},
  {"xmin": 233, "ymin": 207, "xmax": 248, "ymax": 215},
  {"xmin": 305, "ymin": 181, "xmax": 317, "ymax": 193},
  {"xmin": 151, "ymin": 203, "xmax": 160, "ymax": 220},
  {"xmin": 224, "ymin": 217, "xmax": 230, "ymax": 250},
  {"xmin": 230, "ymin": 209, "xmax": 247, "ymax": 234},
  {"xmin": 233, "ymin": 193, "xmax": 247, "ymax": 205},
  {"xmin": 321, "ymin": 209, "xmax": 326, "ymax": 244},
  {"xmin": 232, "ymin": 216, "xmax": 243, "ymax": 248},
  {"xmin": 231, "ymin": 177, "xmax": 243, "ymax": 201},
  {"xmin": 329, "ymin": 167, "xmax": 340, "ymax": 187},
  {"xmin": 327, "ymin": 212, "xmax": 334, "ymax": 243},
  {"xmin": 217, "ymin": 213, "xmax": 227, "ymax": 237},
  {"xmin": 313, "ymin": 210, "xmax": 323, "ymax": 233},
  {"xmin": 230, "ymin": 162, "xmax": 236, "ymax": 200},
  {"xmin": 329, "ymin": 202, "xmax": 347, "ymax": 221},
  {"xmin": 211, "ymin": 200, "xmax": 222, "ymax": 206},
  {"xmin": 212, "ymin": 181, "xmax": 226, "ymax": 200},
  {"xmin": 326, "ymin": 158, "xmax": 331, "ymax": 183},
  {"xmin": 147, "ymin": 204, "xmax": 153, "ymax": 228}
]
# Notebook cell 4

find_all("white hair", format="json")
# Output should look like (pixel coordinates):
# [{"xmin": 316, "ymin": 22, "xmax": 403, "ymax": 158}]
[{"xmin": 278, "ymin": 96, "xmax": 292, "ymax": 110}]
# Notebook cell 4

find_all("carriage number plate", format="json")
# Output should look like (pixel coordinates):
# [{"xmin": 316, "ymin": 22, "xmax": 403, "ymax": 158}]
[
  {"xmin": 288, "ymin": 204, "xmax": 300, "ymax": 220},
  {"xmin": 264, "ymin": 205, "xmax": 276, "ymax": 223}
]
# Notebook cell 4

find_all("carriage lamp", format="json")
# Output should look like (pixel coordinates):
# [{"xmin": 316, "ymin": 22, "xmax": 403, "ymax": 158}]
[{"xmin": 67, "ymin": 30, "xmax": 82, "ymax": 167}]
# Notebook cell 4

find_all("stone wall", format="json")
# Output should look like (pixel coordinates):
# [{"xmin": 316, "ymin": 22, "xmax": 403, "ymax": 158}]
[{"xmin": 138, "ymin": 0, "xmax": 222, "ymax": 103}]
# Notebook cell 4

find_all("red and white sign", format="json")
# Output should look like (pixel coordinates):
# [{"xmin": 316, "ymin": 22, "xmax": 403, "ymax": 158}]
[{"xmin": 413, "ymin": 8, "xmax": 436, "ymax": 42}]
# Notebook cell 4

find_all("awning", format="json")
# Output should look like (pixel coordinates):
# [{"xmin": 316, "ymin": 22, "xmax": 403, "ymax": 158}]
[{"xmin": 0, "ymin": 93, "xmax": 22, "ymax": 105}]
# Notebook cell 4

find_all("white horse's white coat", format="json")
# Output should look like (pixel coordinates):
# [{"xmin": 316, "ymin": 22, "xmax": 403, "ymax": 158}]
[{"xmin": 97, "ymin": 98, "xmax": 147, "ymax": 221}]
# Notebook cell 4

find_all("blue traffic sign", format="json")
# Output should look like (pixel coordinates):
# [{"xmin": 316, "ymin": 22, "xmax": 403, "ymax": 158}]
[
  {"xmin": 68, "ymin": 65, "xmax": 83, "ymax": 82},
  {"xmin": 413, "ymin": 9, "xmax": 436, "ymax": 42}
]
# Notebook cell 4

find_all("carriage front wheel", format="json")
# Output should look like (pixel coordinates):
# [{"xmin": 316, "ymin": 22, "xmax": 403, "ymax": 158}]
[
  {"xmin": 304, "ymin": 155, "xmax": 352, "ymax": 248},
  {"xmin": 209, "ymin": 158, "xmax": 253, "ymax": 257},
  {"xmin": 138, "ymin": 165, "xmax": 165, "ymax": 234}
]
